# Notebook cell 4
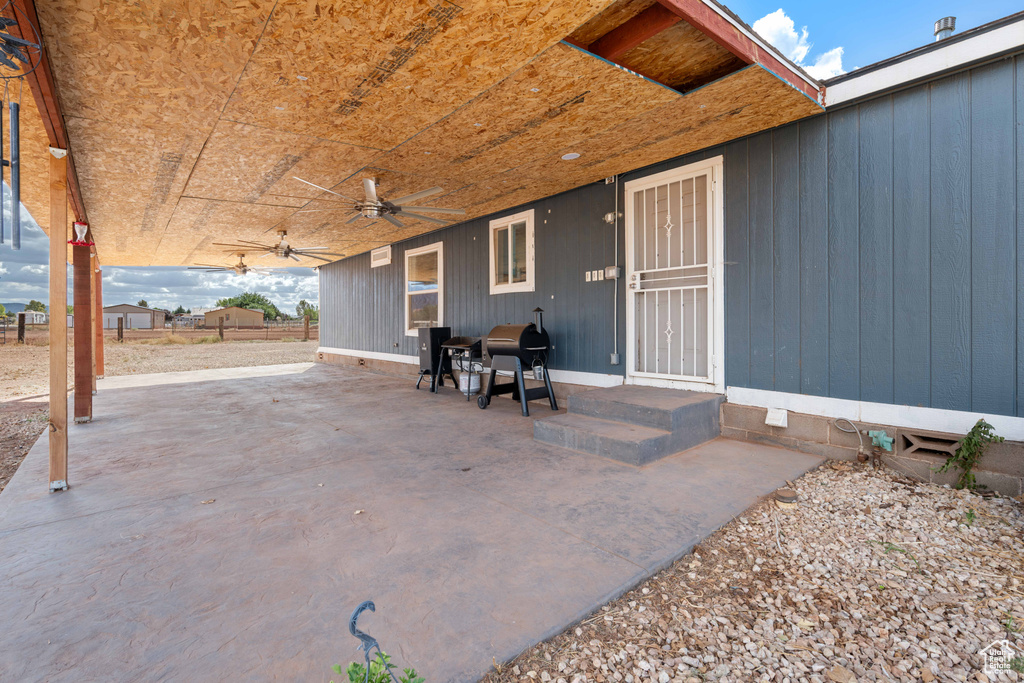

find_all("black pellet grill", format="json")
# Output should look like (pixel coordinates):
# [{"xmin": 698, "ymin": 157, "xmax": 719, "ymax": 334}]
[{"xmin": 478, "ymin": 308, "xmax": 558, "ymax": 416}]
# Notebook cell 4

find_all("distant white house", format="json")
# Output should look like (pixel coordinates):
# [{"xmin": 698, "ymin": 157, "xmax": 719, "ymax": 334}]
[{"xmin": 101, "ymin": 304, "xmax": 163, "ymax": 330}]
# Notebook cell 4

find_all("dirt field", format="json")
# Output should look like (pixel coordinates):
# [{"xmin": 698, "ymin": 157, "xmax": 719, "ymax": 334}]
[
  {"xmin": 0, "ymin": 338, "xmax": 318, "ymax": 492},
  {"xmin": 3, "ymin": 323, "xmax": 318, "ymax": 345}
]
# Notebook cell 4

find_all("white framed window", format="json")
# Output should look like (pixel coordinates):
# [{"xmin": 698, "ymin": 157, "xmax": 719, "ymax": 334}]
[
  {"xmin": 404, "ymin": 242, "xmax": 443, "ymax": 336},
  {"xmin": 488, "ymin": 209, "xmax": 535, "ymax": 294}
]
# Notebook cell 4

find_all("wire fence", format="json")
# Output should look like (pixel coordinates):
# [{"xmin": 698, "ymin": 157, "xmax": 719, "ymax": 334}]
[{"xmin": 2, "ymin": 322, "xmax": 319, "ymax": 344}]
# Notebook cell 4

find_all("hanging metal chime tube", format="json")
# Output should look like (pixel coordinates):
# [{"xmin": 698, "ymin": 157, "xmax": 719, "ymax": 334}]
[
  {"xmin": 10, "ymin": 100, "xmax": 19, "ymax": 250},
  {"xmin": 0, "ymin": 102, "xmax": 4, "ymax": 245}
]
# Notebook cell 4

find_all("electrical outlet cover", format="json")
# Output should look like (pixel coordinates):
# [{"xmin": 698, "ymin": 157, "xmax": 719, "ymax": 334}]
[{"xmin": 585, "ymin": 271, "xmax": 591, "ymax": 282}]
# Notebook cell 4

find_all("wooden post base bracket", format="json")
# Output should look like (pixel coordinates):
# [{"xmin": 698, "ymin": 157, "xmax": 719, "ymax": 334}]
[{"xmin": 49, "ymin": 479, "xmax": 68, "ymax": 492}]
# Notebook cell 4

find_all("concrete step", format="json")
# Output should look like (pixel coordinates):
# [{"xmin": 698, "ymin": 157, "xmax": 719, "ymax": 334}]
[
  {"xmin": 568, "ymin": 385, "xmax": 724, "ymax": 433},
  {"xmin": 534, "ymin": 413, "xmax": 678, "ymax": 466}
]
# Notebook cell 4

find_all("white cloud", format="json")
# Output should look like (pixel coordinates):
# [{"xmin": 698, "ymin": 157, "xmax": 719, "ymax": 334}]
[
  {"xmin": 805, "ymin": 46, "xmax": 845, "ymax": 80},
  {"xmin": 753, "ymin": 9, "xmax": 810, "ymax": 63},
  {"xmin": 753, "ymin": 8, "xmax": 845, "ymax": 80}
]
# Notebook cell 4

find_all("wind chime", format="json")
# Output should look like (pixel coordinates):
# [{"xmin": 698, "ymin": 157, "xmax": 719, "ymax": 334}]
[{"xmin": 0, "ymin": 0, "xmax": 41, "ymax": 251}]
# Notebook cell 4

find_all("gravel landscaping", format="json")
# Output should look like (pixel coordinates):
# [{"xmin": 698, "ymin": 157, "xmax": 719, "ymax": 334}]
[{"xmin": 485, "ymin": 462, "xmax": 1024, "ymax": 683}]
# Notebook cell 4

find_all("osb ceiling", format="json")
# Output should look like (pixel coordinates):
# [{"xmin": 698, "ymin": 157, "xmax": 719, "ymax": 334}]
[{"xmin": 21, "ymin": 0, "xmax": 821, "ymax": 267}]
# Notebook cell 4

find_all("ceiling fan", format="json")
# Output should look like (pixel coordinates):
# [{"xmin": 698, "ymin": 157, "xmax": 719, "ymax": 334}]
[
  {"xmin": 211, "ymin": 230, "xmax": 345, "ymax": 263},
  {"xmin": 293, "ymin": 176, "xmax": 466, "ymax": 229},
  {"xmin": 188, "ymin": 254, "xmax": 283, "ymax": 276}
]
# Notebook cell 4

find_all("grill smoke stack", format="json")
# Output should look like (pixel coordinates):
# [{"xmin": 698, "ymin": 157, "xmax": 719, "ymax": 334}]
[{"xmin": 934, "ymin": 16, "xmax": 955, "ymax": 41}]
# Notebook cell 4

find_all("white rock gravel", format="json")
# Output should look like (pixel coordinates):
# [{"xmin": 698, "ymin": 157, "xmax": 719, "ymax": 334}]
[{"xmin": 485, "ymin": 462, "xmax": 1024, "ymax": 683}]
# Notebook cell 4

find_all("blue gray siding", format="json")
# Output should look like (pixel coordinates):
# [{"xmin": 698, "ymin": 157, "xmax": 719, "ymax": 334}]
[
  {"xmin": 722, "ymin": 56, "xmax": 1022, "ymax": 417},
  {"xmin": 320, "ymin": 183, "xmax": 623, "ymax": 375},
  {"xmin": 321, "ymin": 53, "xmax": 1024, "ymax": 417}
]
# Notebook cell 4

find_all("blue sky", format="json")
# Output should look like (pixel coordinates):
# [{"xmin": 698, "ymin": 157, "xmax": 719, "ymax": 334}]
[
  {"xmin": 731, "ymin": 1, "xmax": 1021, "ymax": 78},
  {"xmin": 0, "ymin": 203, "xmax": 318, "ymax": 314}
]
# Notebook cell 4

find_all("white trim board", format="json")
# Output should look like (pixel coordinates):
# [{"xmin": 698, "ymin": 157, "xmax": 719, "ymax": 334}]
[
  {"xmin": 727, "ymin": 386, "xmax": 1024, "ymax": 441},
  {"xmin": 317, "ymin": 347, "xmax": 624, "ymax": 387},
  {"xmin": 318, "ymin": 347, "xmax": 419, "ymax": 365},
  {"xmin": 825, "ymin": 19, "xmax": 1024, "ymax": 106}
]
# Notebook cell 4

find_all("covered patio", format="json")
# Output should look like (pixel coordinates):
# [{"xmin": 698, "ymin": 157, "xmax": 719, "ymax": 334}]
[{"xmin": 0, "ymin": 363, "xmax": 819, "ymax": 681}]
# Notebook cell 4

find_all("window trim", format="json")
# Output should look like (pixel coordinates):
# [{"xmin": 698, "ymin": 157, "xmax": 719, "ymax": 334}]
[
  {"xmin": 404, "ymin": 241, "xmax": 444, "ymax": 337},
  {"xmin": 488, "ymin": 209, "xmax": 535, "ymax": 295}
]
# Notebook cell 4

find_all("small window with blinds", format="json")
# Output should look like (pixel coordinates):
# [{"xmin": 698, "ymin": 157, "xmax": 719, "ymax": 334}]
[
  {"xmin": 488, "ymin": 209, "xmax": 534, "ymax": 294},
  {"xmin": 404, "ymin": 242, "xmax": 443, "ymax": 336}
]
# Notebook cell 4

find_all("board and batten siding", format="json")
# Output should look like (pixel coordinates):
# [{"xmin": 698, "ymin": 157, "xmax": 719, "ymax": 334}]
[
  {"xmin": 320, "ymin": 52, "xmax": 1024, "ymax": 417},
  {"xmin": 320, "ymin": 182, "xmax": 623, "ymax": 376},
  {"xmin": 722, "ymin": 55, "xmax": 1022, "ymax": 418}
]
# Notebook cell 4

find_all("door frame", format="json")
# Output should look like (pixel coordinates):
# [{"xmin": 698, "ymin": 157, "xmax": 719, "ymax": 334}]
[{"xmin": 624, "ymin": 155, "xmax": 725, "ymax": 393}]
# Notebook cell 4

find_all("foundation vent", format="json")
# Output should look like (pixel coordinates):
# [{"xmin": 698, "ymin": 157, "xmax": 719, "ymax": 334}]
[{"xmin": 897, "ymin": 429, "xmax": 961, "ymax": 458}]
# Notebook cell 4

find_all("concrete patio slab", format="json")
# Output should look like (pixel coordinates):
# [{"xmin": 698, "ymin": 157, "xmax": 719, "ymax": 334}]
[{"xmin": 0, "ymin": 364, "xmax": 822, "ymax": 682}]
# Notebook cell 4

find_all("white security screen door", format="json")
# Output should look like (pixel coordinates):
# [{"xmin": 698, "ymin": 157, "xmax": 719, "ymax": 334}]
[{"xmin": 625, "ymin": 158, "xmax": 723, "ymax": 390}]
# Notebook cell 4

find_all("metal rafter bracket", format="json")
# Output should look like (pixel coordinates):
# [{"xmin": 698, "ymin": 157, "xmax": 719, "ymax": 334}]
[
  {"xmin": 48, "ymin": 146, "xmax": 66, "ymax": 158},
  {"xmin": 48, "ymin": 479, "xmax": 67, "ymax": 492}
]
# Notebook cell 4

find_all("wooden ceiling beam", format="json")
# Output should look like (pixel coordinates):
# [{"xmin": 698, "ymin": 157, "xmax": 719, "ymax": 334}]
[
  {"xmin": 655, "ymin": 0, "xmax": 822, "ymax": 101},
  {"xmin": 588, "ymin": 4, "xmax": 681, "ymax": 61},
  {"xmin": 11, "ymin": 0, "xmax": 89, "ymax": 225}
]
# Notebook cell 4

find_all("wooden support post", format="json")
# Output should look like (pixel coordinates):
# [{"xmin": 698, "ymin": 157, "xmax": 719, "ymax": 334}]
[
  {"xmin": 17, "ymin": 311, "xmax": 25, "ymax": 343},
  {"xmin": 73, "ymin": 242, "xmax": 93, "ymax": 423},
  {"xmin": 304, "ymin": 315, "xmax": 309, "ymax": 341},
  {"xmin": 48, "ymin": 148, "xmax": 68, "ymax": 491},
  {"xmin": 93, "ymin": 267, "xmax": 104, "ymax": 378},
  {"xmin": 117, "ymin": 316, "xmax": 123, "ymax": 342},
  {"xmin": 89, "ymin": 254, "xmax": 97, "ymax": 393},
  {"xmin": 218, "ymin": 318, "xmax": 224, "ymax": 340}
]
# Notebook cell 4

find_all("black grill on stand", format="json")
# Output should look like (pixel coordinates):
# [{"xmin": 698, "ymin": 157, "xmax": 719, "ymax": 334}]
[{"xmin": 478, "ymin": 308, "xmax": 558, "ymax": 416}]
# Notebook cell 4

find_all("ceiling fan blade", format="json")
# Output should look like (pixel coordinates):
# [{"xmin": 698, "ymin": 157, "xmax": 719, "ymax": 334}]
[
  {"xmin": 382, "ymin": 214, "xmax": 404, "ymax": 228},
  {"xmin": 292, "ymin": 176, "xmax": 359, "ymax": 202},
  {"xmin": 298, "ymin": 252, "xmax": 335, "ymax": 262},
  {"xmin": 296, "ymin": 248, "xmax": 347, "ymax": 256},
  {"xmin": 189, "ymin": 266, "xmax": 226, "ymax": 271},
  {"xmin": 393, "ymin": 205, "xmax": 465, "ymax": 215},
  {"xmin": 387, "ymin": 186, "xmax": 443, "ymax": 206},
  {"xmin": 362, "ymin": 178, "xmax": 378, "ymax": 204},
  {"xmin": 295, "ymin": 246, "xmax": 328, "ymax": 250},
  {"xmin": 345, "ymin": 213, "xmax": 365, "ymax": 224},
  {"xmin": 0, "ymin": 33, "xmax": 39, "ymax": 49},
  {"xmin": 298, "ymin": 207, "xmax": 358, "ymax": 213},
  {"xmin": 290, "ymin": 254, "xmax": 301, "ymax": 261},
  {"xmin": 259, "ymin": 252, "xmax": 276, "ymax": 258},
  {"xmin": 395, "ymin": 210, "xmax": 450, "ymax": 225}
]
